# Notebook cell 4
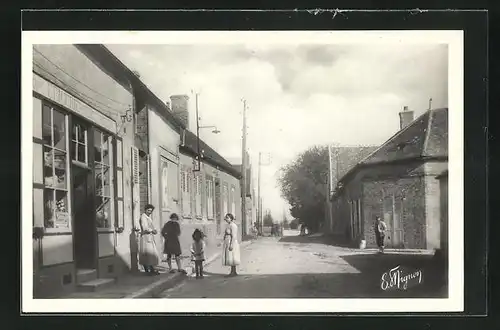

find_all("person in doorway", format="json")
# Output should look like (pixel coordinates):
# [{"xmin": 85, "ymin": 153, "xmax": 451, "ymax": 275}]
[
  {"xmin": 374, "ymin": 216, "xmax": 387, "ymax": 253},
  {"xmin": 222, "ymin": 213, "xmax": 241, "ymax": 276},
  {"xmin": 139, "ymin": 204, "xmax": 160, "ymax": 275},
  {"xmin": 161, "ymin": 213, "xmax": 186, "ymax": 274},
  {"xmin": 190, "ymin": 228, "xmax": 206, "ymax": 279}
]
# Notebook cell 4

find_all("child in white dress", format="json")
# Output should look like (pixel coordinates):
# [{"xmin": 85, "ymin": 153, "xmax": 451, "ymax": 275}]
[{"xmin": 190, "ymin": 229, "xmax": 206, "ymax": 279}]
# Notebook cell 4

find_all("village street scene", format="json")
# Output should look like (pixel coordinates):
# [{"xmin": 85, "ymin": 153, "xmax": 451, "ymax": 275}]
[{"xmin": 29, "ymin": 38, "xmax": 449, "ymax": 301}]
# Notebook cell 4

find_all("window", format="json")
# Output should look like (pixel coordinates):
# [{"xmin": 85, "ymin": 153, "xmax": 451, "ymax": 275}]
[
  {"xmin": 42, "ymin": 104, "xmax": 70, "ymax": 229},
  {"xmin": 161, "ymin": 160, "xmax": 168, "ymax": 210},
  {"xmin": 94, "ymin": 129, "xmax": 113, "ymax": 228},
  {"xmin": 71, "ymin": 122, "xmax": 88, "ymax": 164},
  {"xmin": 206, "ymin": 176, "xmax": 214, "ymax": 219},
  {"xmin": 231, "ymin": 185, "xmax": 236, "ymax": 216},
  {"xmin": 181, "ymin": 166, "xmax": 191, "ymax": 217},
  {"xmin": 222, "ymin": 183, "xmax": 228, "ymax": 216}
]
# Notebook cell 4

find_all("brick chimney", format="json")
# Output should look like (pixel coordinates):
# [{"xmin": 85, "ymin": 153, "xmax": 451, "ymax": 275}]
[
  {"xmin": 399, "ymin": 106, "xmax": 414, "ymax": 130},
  {"xmin": 170, "ymin": 95, "xmax": 190, "ymax": 129}
]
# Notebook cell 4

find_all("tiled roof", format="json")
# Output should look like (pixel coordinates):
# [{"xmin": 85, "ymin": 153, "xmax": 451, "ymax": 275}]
[
  {"xmin": 334, "ymin": 108, "xmax": 448, "ymax": 189},
  {"xmin": 181, "ymin": 130, "xmax": 242, "ymax": 179},
  {"xmin": 330, "ymin": 146, "xmax": 378, "ymax": 181},
  {"xmin": 360, "ymin": 108, "xmax": 448, "ymax": 165}
]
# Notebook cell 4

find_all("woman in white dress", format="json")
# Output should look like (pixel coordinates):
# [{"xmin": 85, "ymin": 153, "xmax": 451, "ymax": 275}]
[
  {"xmin": 222, "ymin": 213, "xmax": 241, "ymax": 276},
  {"xmin": 138, "ymin": 204, "xmax": 160, "ymax": 275}
]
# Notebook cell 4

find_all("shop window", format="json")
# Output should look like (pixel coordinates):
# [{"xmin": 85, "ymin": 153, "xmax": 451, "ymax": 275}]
[
  {"xmin": 94, "ymin": 130, "xmax": 113, "ymax": 228},
  {"xmin": 42, "ymin": 104, "xmax": 70, "ymax": 229}
]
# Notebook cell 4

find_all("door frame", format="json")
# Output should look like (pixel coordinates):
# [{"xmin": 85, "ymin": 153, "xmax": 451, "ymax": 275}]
[{"xmin": 70, "ymin": 116, "xmax": 99, "ymax": 270}]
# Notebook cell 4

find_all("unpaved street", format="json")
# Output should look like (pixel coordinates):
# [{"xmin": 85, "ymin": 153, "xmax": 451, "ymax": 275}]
[{"xmin": 158, "ymin": 231, "xmax": 446, "ymax": 298}]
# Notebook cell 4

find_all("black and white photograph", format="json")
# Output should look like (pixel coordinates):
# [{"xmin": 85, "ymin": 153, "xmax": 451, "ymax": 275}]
[{"xmin": 22, "ymin": 30, "xmax": 464, "ymax": 313}]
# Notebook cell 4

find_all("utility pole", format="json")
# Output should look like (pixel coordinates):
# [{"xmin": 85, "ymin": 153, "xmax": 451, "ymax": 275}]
[
  {"xmin": 258, "ymin": 152, "xmax": 262, "ymax": 235},
  {"xmin": 257, "ymin": 152, "xmax": 271, "ymax": 235},
  {"xmin": 241, "ymin": 99, "xmax": 247, "ymax": 238}
]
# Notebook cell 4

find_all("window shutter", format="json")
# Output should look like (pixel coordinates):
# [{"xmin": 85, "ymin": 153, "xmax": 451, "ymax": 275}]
[
  {"xmin": 132, "ymin": 147, "xmax": 139, "ymax": 185},
  {"xmin": 131, "ymin": 146, "xmax": 141, "ymax": 227},
  {"xmin": 115, "ymin": 138, "xmax": 124, "ymax": 228}
]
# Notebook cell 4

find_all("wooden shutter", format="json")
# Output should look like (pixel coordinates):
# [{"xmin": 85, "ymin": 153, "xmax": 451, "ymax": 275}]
[
  {"xmin": 115, "ymin": 138, "xmax": 124, "ymax": 228},
  {"xmin": 131, "ymin": 146, "xmax": 141, "ymax": 228},
  {"xmin": 146, "ymin": 154, "xmax": 152, "ymax": 203}
]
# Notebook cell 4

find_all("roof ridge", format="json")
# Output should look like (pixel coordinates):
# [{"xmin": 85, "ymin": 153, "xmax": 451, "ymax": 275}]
[
  {"xmin": 358, "ymin": 109, "xmax": 431, "ymax": 165},
  {"xmin": 421, "ymin": 107, "xmax": 435, "ymax": 157}
]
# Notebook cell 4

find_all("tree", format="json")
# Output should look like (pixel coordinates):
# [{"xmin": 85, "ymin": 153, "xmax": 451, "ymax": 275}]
[{"xmin": 277, "ymin": 145, "xmax": 329, "ymax": 233}]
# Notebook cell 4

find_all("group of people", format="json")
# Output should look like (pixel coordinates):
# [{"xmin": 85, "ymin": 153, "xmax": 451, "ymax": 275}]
[{"xmin": 136, "ymin": 204, "xmax": 241, "ymax": 278}]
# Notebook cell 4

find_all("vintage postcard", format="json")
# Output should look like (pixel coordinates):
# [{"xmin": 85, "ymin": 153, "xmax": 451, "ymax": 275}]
[{"xmin": 22, "ymin": 30, "xmax": 464, "ymax": 313}]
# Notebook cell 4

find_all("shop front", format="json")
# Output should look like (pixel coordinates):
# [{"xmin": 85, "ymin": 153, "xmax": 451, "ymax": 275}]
[{"xmin": 32, "ymin": 69, "xmax": 132, "ymax": 297}]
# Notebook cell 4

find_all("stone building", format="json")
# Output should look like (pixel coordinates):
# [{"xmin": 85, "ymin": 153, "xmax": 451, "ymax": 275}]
[{"xmin": 329, "ymin": 107, "xmax": 448, "ymax": 250}]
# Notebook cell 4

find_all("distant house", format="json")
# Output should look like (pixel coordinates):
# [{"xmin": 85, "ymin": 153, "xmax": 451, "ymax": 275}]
[{"xmin": 330, "ymin": 107, "xmax": 448, "ymax": 250}]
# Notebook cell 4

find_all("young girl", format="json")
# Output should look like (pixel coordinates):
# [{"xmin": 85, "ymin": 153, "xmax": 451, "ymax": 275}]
[{"xmin": 190, "ymin": 229, "xmax": 206, "ymax": 279}]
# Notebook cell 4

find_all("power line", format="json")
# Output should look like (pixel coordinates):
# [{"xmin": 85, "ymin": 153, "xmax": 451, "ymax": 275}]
[{"xmin": 33, "ymin": 48, "xmax": 131, "ymax": 107}]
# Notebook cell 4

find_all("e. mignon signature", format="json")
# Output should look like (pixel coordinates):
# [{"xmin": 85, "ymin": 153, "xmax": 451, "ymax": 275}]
[{"xmin": 381, "ymin": 265, "xmax": 423, "ymax": 291}]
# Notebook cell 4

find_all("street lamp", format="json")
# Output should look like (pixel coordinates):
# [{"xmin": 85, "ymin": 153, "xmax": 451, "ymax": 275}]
[
  {"xmin": 193, "ymin": 92, "xmax": 220, "ymax": 172},
  {"xmin": 199, "ymin": 125, "xmax": 221, "ymax": 134}
]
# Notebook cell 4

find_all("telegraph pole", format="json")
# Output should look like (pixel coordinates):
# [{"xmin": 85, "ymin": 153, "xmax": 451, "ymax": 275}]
[
  {"xmin": 241, "ymin": 99, "xmax": 247, "ymax": 237},
  {"xmin": 257, "ymin": 152, "xmax": 262, "ymax": 235}
]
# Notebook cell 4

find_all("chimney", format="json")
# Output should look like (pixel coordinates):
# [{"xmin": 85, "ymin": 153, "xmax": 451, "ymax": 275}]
[
  {"xmin": 399, "ymin": 106, "xmax": 414, "ymax": 130},
  {"xmin": 169, "ymin": 94, "xmax": 190, "ymax": 129}
]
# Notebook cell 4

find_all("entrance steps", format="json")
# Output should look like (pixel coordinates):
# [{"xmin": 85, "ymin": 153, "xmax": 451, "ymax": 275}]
[{"xmin": 76, "ymin": 268, "xmax": 116, "ymax": 292}]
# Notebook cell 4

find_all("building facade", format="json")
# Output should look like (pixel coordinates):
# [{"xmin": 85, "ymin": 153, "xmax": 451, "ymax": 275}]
[
  {"xmin": 32, "ymin": 44, "xmax": 136, "ymax": 297},
  {"xmin": 437, "ymin": 170, "xmax": 448, "ymax": 254},
  {"xmin": 329, "ymin": 107, "xmax": 448, "ymax": 250},
  {"xmin": 177, "ymin": 129, "xmax": 243, "ymax": 261}
]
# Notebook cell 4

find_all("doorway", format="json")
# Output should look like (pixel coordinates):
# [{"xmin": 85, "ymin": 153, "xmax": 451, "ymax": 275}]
[
  {"xmin": 382, "ymin": 194, "xmax": 404, "ymax": 249},
  {"xmin": 72, "ymin": 164, "xmax": 97, "ymax": 269}
]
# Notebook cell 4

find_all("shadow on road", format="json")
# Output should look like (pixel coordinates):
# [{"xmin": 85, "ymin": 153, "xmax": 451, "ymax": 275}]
[
  {"xmin": 278, "ymin": 234, "xmax": 332, "ymax": 245},
  {"xmin": 175, "ymin": 268, "xmax": 447, "ymax": 298}
]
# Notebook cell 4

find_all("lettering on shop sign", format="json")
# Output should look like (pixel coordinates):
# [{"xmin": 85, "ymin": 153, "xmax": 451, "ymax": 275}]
[
  {"xmin": 380, "ymin": 265, "xmax": 423, "ymax": 291},
  {"xmin": 33, "ymin": 74, "xmax": 117, "ymax": 133}
]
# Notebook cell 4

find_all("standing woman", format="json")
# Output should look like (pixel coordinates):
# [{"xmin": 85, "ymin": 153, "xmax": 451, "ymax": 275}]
[
  {"xmin": 222, "ymin": 213, "xmax": 241, "ymax": 276},
  {"xmin": 139, "ymin": 204, "xmax": 160, "ymax": 275}
]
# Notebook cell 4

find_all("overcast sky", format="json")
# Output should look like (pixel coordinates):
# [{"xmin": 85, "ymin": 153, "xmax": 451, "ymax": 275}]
[{"xmin": 106, "ymin": 43, "xmax": 448, "ymax": 221}]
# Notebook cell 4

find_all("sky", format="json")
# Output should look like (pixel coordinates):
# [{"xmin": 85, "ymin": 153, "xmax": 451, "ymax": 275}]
[{"xmin": 106, "ymin": 43, "xmax": 448, "ymax": 222}]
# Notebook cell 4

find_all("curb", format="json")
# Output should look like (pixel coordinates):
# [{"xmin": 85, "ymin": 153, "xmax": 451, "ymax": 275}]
[
  {"xmin": 124, "ymin": 272, "xmax": 186, "ymax": 299},
  {"xmin": 126, "ymin": 238, "xmax": 256, "ymax": 298}
]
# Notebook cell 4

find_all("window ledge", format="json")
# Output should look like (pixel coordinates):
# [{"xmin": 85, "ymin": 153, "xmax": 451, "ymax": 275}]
[
  {"xmin": 97, "ymin": 228, "xmax": 115, "ymax": 233},
  {"xmin": 44, "ymin": 228, "xmax": 72, "ymax": 235}
]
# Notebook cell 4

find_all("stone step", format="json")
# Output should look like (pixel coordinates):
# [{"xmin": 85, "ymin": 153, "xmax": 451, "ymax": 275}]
[
  {"xmin": 77, "ymin": 278, "xmax": 116, "ymax": 292},
  {"xmin": 76, "ymin": 269, "xmax": 98, "ymax": 284}
]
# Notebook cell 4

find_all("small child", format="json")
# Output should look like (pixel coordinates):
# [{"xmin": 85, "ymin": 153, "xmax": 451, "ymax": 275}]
[{"xmin": 190, "ymin": 229, "xmax": 206, "ymax": 279}]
